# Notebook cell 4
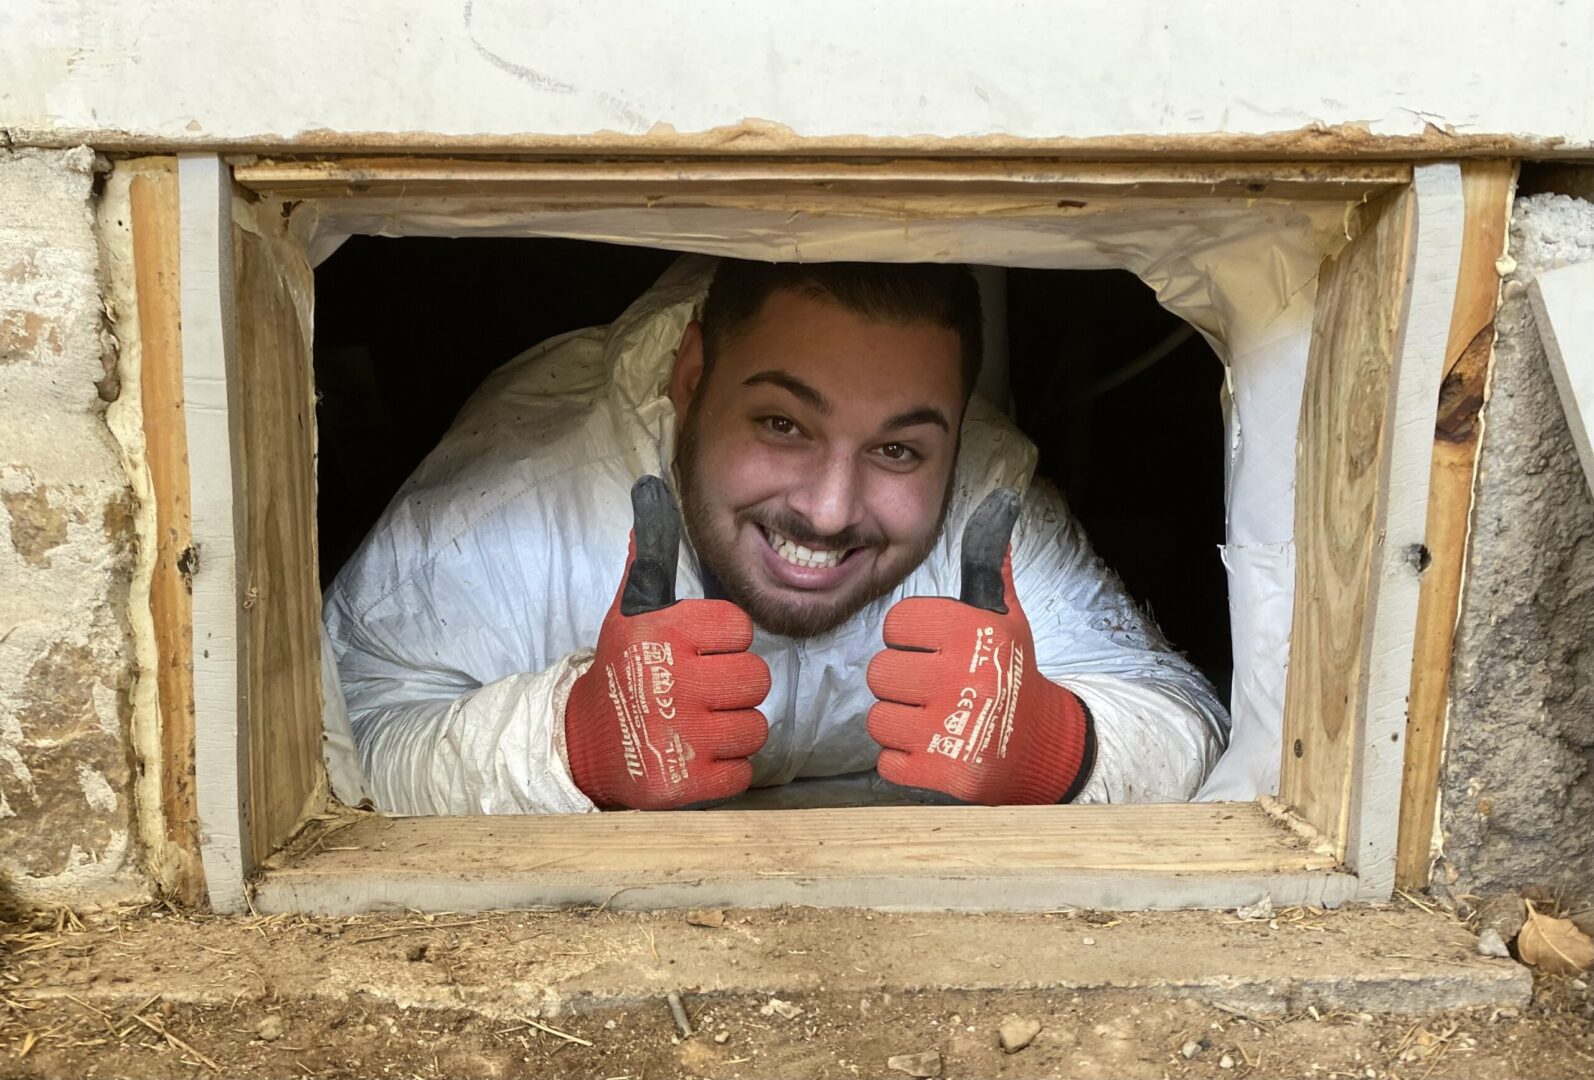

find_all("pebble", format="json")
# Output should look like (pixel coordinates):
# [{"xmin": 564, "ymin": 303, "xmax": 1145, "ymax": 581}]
[
  {"xmin": 1476, "ymin": 928, "xmax": 1512, "ymax": 958},
  {"xmin": 1081, "ymin": 936, "xmax": 1096, "ymax": 946},
  {"xmin": 256, "ymin": 1015, "xmax": 284, "ymax": 1042},
  {"xmin": 685, "ymin": 908, "xmax": 726, "ymax": 929},
  {"xmin": 759, "ymin": 997, "xmax": 804, "ymax": 1021},
  {"xmin": 1219, "ymin": 1053, "xmax": 1236, "ymax": 1069},
  {"xmin": 999, "ymin": 1017, "xmax": 1042, "ymax": 1053},
  {"xmin": 604, "ymin": 1019, "xmax": 618, "ymax": 1030},
  {"xmin": 887, "ymin": 1050, "xmax": 943, "ymax": 1077},
  {"xmin": 714, "ymin": 1030, "xmax": 730, "ymax": 1044},
  {"xmin": 1180, "ymin": 1040, "xmax": 1202, "ymax": 1059}
]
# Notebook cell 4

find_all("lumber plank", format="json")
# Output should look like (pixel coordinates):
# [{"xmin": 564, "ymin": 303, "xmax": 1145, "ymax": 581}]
[
  {"xmin": 1343, "ymin": 166, "xmax": 1467, "ymax": 899},
  {"xmin": 1395, "ymin": 162, "xmax": 1516, "ymax": 891},
  {"xmin": 254, "ymin": 802, "xmax": 1348, "ymax": 915},
  {"xmin": 180, "ymin": 154, "xmax": 252, "ymax": 911},
  {"xmin": 130, "ymin": 161, "xmax": 207, "ymax": 907},
  {"xmin": 1280, "ymin": 185, "xmax": 1417, "ymax": 858},
  {"xmin": 232, "ymin": 205, "xmax": 328, "ymax": 868},
  {"xmin": 233, "ymin": 156, "xmax": 1409, "ymax": 202}
]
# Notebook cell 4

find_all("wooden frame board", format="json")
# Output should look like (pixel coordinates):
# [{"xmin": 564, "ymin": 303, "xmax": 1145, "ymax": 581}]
[
  {"xmin": 253, "ymin": 802, "xmax": 1355, "ymax": 915},
  {"xmin": 177, "ymin": 155, "xmax": 326, "ymax": 910},
  {"xmin": 163, "ymin": 155, "xmax": 1475, "ymax": 912},
  {"xmin": 1395, "ymin": 162, "xmax": 1517, "ymax": 890},
  {"xmin": 1277, "ymin": 165, "xmax": 1468, "ymax": 894}
]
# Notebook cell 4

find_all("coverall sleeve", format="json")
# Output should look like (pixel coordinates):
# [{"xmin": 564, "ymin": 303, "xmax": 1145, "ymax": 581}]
[
  {"xmin": 1009, "ymin": 479, "xmax": 1229, "ymax": 803},
  {"xmin": 324, "ymin": 583, "xmax": 601, "ymax": 817}
]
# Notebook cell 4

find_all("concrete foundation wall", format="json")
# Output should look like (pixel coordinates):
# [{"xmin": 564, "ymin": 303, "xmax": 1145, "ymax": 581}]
[
  {"xmin": 1441, "ymin": 192, "xmax": 1594, "ymax": 897},
  {"xmin": 0, "ymin": 148, "xmax": 146, "ymax": 906}
]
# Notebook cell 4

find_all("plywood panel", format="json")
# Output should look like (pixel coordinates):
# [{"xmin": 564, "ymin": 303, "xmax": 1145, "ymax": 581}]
[
  {"xmin": 254, "ymin": 802, "xmax": 1351, "ymax": 914},
  {"xmin": 232, "ymin": 209, "xmax": 326, "ymax": 865},
  {"xmin": 1395, "ymin": 162, "xmax": 1516, "ymax": 890},
  {"xmin": 1281, "ymin": 187, "xmax": 1416, "ymax": 857}
]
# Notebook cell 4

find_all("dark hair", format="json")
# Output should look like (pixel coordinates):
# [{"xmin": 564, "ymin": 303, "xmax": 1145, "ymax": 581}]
[{"xmin": 699, "ymin": 260, "xmax": 984, "ymax": 398}]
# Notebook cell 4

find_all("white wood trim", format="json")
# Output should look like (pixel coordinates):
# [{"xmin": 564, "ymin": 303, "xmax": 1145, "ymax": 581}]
[
  {"xmin": 1531, "ymin": 261, "xmax": 1594, "ymax": 496},
  {"xmin": 179, "ymin": 153, "xmax": 252, "ymax": 912},
  {"xmin": 1347, "ymin": 163, "xmax": 1467, "ymax": 899}
]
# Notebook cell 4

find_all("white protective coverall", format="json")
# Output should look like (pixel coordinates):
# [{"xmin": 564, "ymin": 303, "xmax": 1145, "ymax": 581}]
[{"xmin": 323, "ymin": 260, "xmax": 1229, "ymax": 815}]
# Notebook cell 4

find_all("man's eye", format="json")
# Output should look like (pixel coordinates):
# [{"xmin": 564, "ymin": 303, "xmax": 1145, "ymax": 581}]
[
  {"xmin": 764, "ymin": 416, "xmax": 798, "ymax": 436},
  {"xmin": 878, "ymin": 443, "xmax": 918, "ymax": 462}
]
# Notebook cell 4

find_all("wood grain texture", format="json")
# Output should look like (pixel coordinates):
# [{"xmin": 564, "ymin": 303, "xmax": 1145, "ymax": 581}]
[
  {"xmin": 180, "ymin": 154, "xmax": 251, "ymax": 911},
  {"xmin": 130, "ymin": 161, "xmax": 208, "ymax": 906},
  {"xmin": 254, "ymin": 802, "xmax": 1348, "ymax": 915},
  {"xmin": 1343, "ymin": 165, "xmax": 1466, "ymax": 899},
  {"xmin": 233, "ymin": 156, "xmax": 1409, "ymax": 202},
  {"xmin": 1395, "ymin": 161, "xmax": 1516, "ymax": 891},
  {"xmin": 1280, "ymin": 186, "xmax": 1416, "ymax": 858},
  {"xmin": 233, "ymin": 208, "xmax": 327, "ymax": 868}
]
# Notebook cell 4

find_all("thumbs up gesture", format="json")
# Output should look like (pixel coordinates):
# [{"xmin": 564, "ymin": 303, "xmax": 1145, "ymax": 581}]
[
  {"xmin": 866, "ymin": 488, "xmax": 1095, "ymax": 805},
  {"xmin": 563, "ymin": 477, "xmax": 771, "ymax": 809}
]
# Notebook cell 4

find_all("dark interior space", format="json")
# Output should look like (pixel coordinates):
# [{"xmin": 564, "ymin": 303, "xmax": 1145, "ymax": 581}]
[{"xmin": 313, "ymin": 239, "xmax": 1231, "ymax": 698}]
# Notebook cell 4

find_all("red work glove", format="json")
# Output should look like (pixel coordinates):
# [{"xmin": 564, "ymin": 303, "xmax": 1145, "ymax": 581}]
[
  {"xmin": 866, "ymin": 551, "xmax": 1095, "ymax": 805},
  {"xmin": 563, "ymin": 479, "xmax": 771, "ymax": 810}
]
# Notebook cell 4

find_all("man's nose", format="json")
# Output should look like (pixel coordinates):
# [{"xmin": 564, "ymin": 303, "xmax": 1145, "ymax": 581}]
[{"xmin": 789, "ymin": 453, "xmax": 865, "ymax": 540}]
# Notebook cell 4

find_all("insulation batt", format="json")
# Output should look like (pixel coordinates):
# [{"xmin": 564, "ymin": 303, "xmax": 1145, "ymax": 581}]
[{"xmin": 322, "ymin": 261, "xmax": 1228, "ymax": 814}]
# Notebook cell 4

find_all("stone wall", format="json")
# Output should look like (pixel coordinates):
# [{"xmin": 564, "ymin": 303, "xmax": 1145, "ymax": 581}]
[
  {"xmin": 0, "ymin": 148, "xmax": 145, "ymax": 906},
  {"xmin": 1440, "ymin": 192, "xmax": 1594, "ymax": 897}
]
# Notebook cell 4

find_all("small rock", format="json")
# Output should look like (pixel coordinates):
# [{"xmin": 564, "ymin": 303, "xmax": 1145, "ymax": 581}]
[
  {"xmin": 1180, "ymin": 1040, "xmax": 1202, "ymax": 1059},
  {"xmin": 604, "ymin": 1019, "xmax": 618, "ymax": 1030},
  {"xmin": 1476, "ymin": 928, "xmax": 1512, "ymax": 958},
  {"xmin": 998, "ymin": 1017, "xmax": 1041, "ymax": 1053},
  {"xmin": 759, "ymin": 997, "xmax": 803, "ymax": 1020},
  {"xmin": 714, "ymin": 1030, "xmax": 730, "ymax": 1044},
  {"xmin": 1081, "ymin": 936, "xmax": 1096, "ymax": 946},
  {"xmin": 686, "ymin": 908, "xmax": 726, "ymax": 929},
  {"xmin": 887, "ymin": 1050, "xmax": 943, "ymax": 1077},
  {"xmin": 406, "ymin": 942, "xmax": 429, "ymax": 963},
  {"xmin": 1476, "ymin": 893, "xmax": 1528, "ymax": 942},
  {"xmin": 1219, "ymin": 1053, "xmax": 1236, "ymax": 1069},
  {"xmin": 256, "ymin": 1015, "xmax": 284, "ymax": 1042},
  {"xmin": 1236, "ymin": 895, "xmax": 1274, "ymax": 921}
]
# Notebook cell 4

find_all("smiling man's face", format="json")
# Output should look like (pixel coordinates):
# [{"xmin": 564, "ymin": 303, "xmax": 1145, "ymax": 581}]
[{"xmin": 670, "ymin": 287, "xmax": 967, "ymax": 638}]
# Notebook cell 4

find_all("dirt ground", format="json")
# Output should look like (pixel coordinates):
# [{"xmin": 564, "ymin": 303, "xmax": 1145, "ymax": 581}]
[{"xmin": 1, "ymin": 902, "xmax": 1590, "ymax": 1080}]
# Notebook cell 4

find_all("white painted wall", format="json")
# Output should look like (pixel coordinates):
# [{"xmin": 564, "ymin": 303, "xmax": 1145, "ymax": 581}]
[{"xmin": 1, "ymin": 1, "xmax": 1592, "ymax": 150}]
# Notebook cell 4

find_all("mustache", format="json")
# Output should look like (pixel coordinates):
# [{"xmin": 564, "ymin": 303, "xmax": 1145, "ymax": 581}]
[{"xmin": 741, "ymin": 509, "xmax": 885, "ymax": 552}]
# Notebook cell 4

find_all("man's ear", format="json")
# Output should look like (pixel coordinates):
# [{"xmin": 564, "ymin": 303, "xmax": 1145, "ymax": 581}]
[{"xmin": 670, "ymin": 320, "xmax": 707, "ymax": 421}]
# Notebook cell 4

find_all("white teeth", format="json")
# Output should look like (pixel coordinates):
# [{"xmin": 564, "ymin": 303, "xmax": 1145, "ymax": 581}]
[{"xmin": 765, "ymin": 528, "xmax": 844, "ymax": 569}]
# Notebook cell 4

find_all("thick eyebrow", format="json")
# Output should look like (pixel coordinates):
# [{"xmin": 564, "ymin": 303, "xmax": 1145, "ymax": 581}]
[
  {"xmin": 742, "ymin": 369, "xmax": 831, "ymax": 415},
  {"xmin": 882, "ymin": 405, "xmax": 952, "ymax": 434}
]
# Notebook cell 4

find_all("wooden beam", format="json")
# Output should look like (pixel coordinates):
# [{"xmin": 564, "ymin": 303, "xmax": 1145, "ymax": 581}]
[
  {"xmin": 179, "ymin": 153, "xmax": 252, "ymax": 911},
  {"xmin": 1281, "ymin": 186, "xmax": 1419, "ymax": 859},
  {"xmin": 232, "ymin": 203, "xmax": 328, "ymax": 868},
  {"xmin": 129, "ymin": 161, "xmax": 207, "ymax": 907},
  {"xmin": 233, "ymin": 156, "xmax": 1410, "ymax": 202},
  {"xmin": 1343, "ymin": 166, "xmax": 1468, "ymax": 898},
  {"xmin": 1395, "ymin": 162, "xmax": 1517, "ymax": 892},
  {"xmin": 253, "ymin": 802, "xmax": 1354, "ymax": 915}
]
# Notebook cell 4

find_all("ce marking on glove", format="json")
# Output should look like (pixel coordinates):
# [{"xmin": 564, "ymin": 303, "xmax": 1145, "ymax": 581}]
[{"xmin": 605, "ymin": 639, "xmax": 694, "ymax": 787}]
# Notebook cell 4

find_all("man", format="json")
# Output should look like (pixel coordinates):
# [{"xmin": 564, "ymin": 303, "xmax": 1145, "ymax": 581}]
[{"xmin": 323, "ymin": 258, "xmax": 1227, "ymax": 814}]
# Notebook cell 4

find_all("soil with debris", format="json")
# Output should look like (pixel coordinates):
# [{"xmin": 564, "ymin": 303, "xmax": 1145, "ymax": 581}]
[{"xmin": 2, "ymin": 903, "xmax": 1591, "ymax": 1079}]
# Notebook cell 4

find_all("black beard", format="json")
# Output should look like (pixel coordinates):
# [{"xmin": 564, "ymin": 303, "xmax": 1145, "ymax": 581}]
[{"xmin": 673, "ymin": 405, "xmax": 951, "ymax": 639}]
